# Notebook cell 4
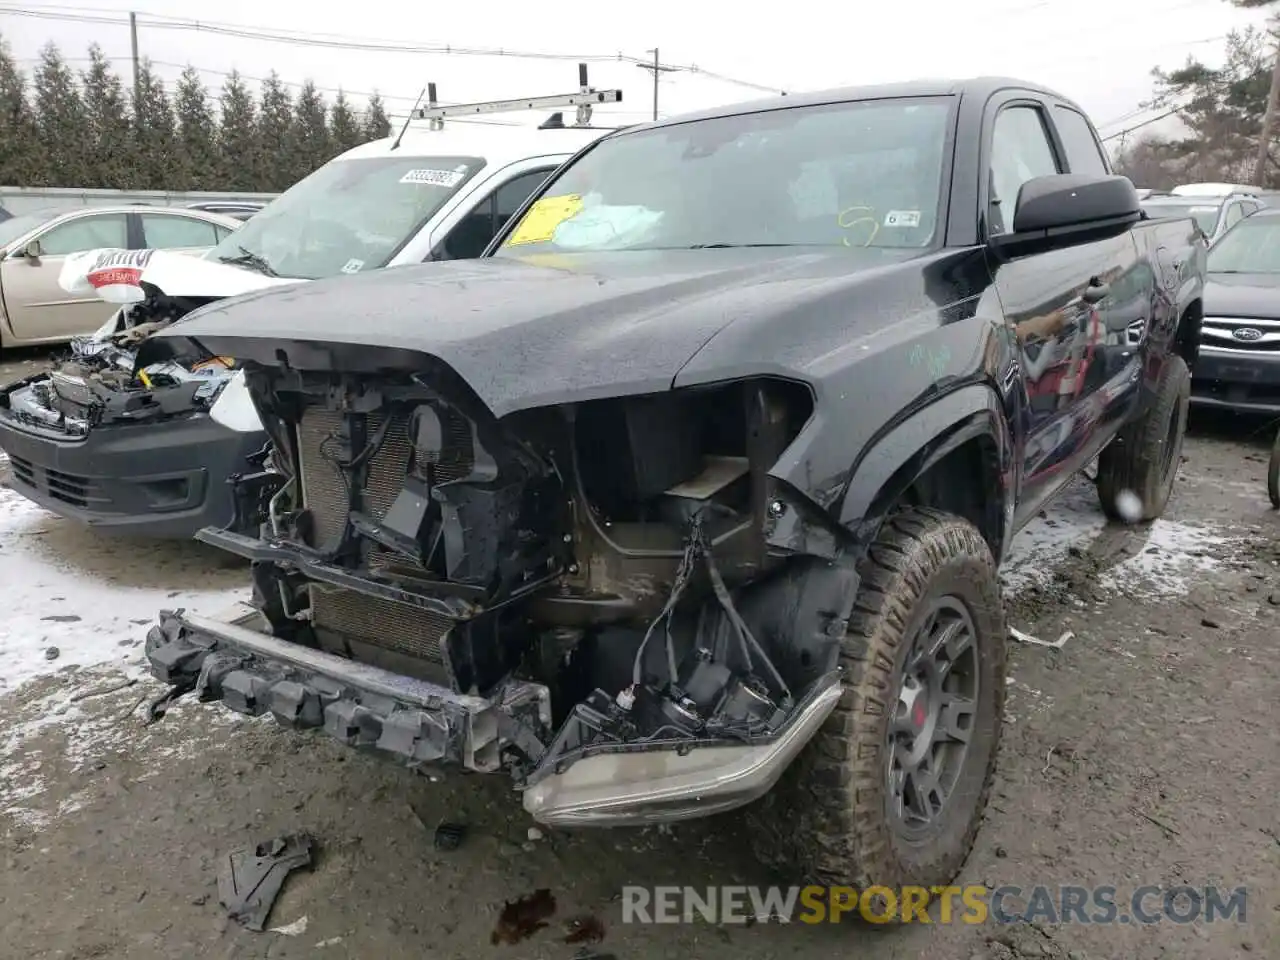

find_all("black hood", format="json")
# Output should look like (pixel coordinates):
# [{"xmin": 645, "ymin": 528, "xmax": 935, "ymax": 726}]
[
  {"xmin": 1204, "ymin": 272, "xmax": 1280, "ymax": 320},
  {"xmin": 151, "ymin": 247, "xmax": 954, "ymax": 417}
]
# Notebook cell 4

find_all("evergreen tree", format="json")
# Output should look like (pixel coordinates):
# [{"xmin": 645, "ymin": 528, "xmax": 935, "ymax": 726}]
[
  {"xmin": 131, "ymin": 59, "xmax": 178, "ymax": 189},
  {"xmin": 216, "ymin": 70, "xmax": 259, "ymax": 192},
  {"xmin": 80, "ymin": 44, "xmax": 132, "ymax": 188},
  {"xmin": 257, "ymin": 72, "xmax": 295, "ymax": 190},
  {"xmin": 0, "ymin": 33, "xmax": 38, "ymax": 186},
  {"xmin": 364, "ymin": 92, "xmax": 391, "ymax": 140},
  {"xmin": 32, "ymin": 42, "xmax": 88, "ymax": 187},
  {"xmin": 329, "ymin": 89, "xmax": 363, "ymax": 156},
  {"xmin": 174, "ymin": 65, "xmax": 217, "ymax": 190},
  {"xmin": 291, "ymin": 79, "xmax": 331, "ymax": 179}
]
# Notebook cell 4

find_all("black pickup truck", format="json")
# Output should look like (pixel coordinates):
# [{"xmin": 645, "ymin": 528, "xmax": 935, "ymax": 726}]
[{"xmin": 139, "ymin": 77, "xmax": 1205, "ymax": 892}]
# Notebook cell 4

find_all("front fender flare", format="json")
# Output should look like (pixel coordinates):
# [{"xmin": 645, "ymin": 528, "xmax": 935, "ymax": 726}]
[{"xmin": 837, "ymin": 383, "xmax": 1014, "ymax": 558}]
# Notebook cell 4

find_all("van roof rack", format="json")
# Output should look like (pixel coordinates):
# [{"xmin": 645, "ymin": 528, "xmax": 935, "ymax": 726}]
[{"xmin": 411, "ymin": 63, "xmax": 622, "ymax": 131}]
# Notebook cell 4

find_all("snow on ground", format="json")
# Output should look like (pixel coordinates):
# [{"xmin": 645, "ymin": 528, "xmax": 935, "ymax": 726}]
[
  {"xmin": 0, "ymin": 485, "xmax": 247, "ymax": 695},
  {"xmin": 1096, "ymin": 519, "xmax": 1238, "ymax": 600},
  {"xmin": 1000, "ymin": 477, "xmax": 1107, "ymax": 593},
  {"xmin": 0, "ymin": 467, "xmax": 1238, "ymax": 828}
]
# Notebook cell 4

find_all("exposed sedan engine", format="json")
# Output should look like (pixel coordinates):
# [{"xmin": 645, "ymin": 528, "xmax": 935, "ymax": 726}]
[{"xmin": 5, "ymin": 289, "xmax": 234, "ymax": 438}]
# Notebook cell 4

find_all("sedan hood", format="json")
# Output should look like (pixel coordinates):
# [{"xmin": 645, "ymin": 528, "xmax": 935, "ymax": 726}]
[
  {"xmin": 150, "ymin": 247, "xmax": 939, "ymax": 418},
  {"xmin": 1203, "ymin": 273, "xmax": 1280, "ymax": 319}
]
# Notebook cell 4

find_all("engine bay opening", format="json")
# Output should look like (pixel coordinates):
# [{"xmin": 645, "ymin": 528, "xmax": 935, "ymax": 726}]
[{"xmin": 208, "ymin": 354, "xmax": 852, "ymax": 785}]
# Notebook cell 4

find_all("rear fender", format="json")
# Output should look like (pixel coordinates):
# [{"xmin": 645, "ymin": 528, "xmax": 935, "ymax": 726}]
[{"xmin": 836, "ymin": 383, "xmax": 1014, "ymax": 559}]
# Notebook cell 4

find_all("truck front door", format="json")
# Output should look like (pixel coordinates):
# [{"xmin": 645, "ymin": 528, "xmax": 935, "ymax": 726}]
[{"xmin": 985, "ymin": 98, "xmax": 1143, "ymax": 527}]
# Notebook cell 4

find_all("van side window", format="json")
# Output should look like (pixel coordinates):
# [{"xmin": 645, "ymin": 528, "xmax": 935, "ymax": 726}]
[{"xmin": 434, "ymin": 168, "xmax": 556, "ymax": 262}]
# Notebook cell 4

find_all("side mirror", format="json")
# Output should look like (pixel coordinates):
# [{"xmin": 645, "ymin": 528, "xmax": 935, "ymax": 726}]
[
  {"xmin": 994, "ymin": 174, "xmax": 1140, "ymax": 255},
  {"xmin": 22, "ymin": 239, "xmax": 42, "ymax": 262}
]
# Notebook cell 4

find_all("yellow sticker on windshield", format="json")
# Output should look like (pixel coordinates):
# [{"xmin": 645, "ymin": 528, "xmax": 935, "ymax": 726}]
[{"xmin": 506, "ymin": 194, "xmax": 584, "ymax": 245}]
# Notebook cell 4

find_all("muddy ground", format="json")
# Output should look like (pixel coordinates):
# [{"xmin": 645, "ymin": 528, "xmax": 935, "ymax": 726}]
[{"xmin": 0, "ymin": 346, "xmax": 1277, "ymax": 960}]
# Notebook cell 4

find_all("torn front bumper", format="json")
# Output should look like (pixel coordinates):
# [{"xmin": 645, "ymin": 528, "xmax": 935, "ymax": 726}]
[
  {"xmin": 145, "ymin": 604, "xmax": 845, "ymax": 828},
  {"xmin": 144, "ymin": 605, "xmax": 552, "ymax": 774},
  {"xmin": 0, "ymin": 381, "xmax": 265, "ymax": 539}
]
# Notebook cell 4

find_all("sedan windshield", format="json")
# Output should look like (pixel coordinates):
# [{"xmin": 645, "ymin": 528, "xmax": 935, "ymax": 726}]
[
  {"xmin": 497, "ymin": 97, "xmax": 953, "ymax": 254},
  {"xmin": 1207, "ymin": 216, "xmax": 1280, "ymax": 273},
  {"xmin": 1141, "ymin": 201, "xmax": 1220, "ymax": 235},
  {"xmin": 205, "ymin": 155, "xmax": 484, "ymax": 279}
]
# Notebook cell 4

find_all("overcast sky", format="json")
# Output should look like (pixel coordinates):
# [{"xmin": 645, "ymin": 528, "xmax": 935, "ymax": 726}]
[{"xmin": 0, "ymin": 0, "xmax": 1269, "ymax": 145}]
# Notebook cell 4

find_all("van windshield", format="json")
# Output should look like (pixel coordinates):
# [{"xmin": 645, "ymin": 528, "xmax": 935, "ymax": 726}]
[{"xmin": 205, "ymin": 155, "xmax": 485, "ymax": 279}]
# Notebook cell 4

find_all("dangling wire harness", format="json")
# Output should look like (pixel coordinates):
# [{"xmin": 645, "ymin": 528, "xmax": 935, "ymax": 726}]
[{"xmin": 622, "ymin": 511, "xmax": 792, "ymax": 709}]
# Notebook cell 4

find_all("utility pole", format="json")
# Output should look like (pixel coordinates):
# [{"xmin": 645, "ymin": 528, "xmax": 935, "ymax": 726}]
[
  {"xmin": 636, "ymin": 48, "xmax": 680, "ymax": 121},
  {"xmin": 129, "ymin": 11, "xmax": 140, "ymax": 98},
  {"xmin": 1254, "ymin": 23, "xmax": 1280, "ymax": 187}
]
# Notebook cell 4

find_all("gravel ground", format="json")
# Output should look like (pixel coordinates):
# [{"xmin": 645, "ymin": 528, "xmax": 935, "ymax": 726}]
[{"xmin": 1, "ymin": 347, "xmax": 1277, "ymax": 960}]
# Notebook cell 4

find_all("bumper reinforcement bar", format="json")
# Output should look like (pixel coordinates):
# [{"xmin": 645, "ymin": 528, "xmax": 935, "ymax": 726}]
[{"xmin": 145, "ymin": 604, "xmax": 551, "ymax": 774}]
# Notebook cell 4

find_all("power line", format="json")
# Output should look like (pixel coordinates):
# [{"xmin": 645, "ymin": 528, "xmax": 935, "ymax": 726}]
[
  {"xmin": 0, "ymin": 3, "xmax": 788, "ymax": 95},
  {"xmin": 1100, "ymin": 104, "xmax": 1186, "ymax": 142}
]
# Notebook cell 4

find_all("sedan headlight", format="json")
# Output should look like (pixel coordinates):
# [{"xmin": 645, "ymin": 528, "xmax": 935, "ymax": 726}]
[{"xmin": 208, "ymin": 371, "xmax": 263, "ymax": 433}]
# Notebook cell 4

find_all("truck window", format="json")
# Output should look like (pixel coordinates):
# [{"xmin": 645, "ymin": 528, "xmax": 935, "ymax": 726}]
[
  {"xmin": 988, "ymin": 105, "xmax": 1061, "ymax": 236},
  {"xmin": 1051, "ymin": 106, "xmax": 1108, "ymax": 176},
  {"xmin": 436, "ymin": 168, "xmax": 555, "ymax": 261},
  {"xmin": 1224, "ymin": 202, "xmax": 1244, "ymax": 229}
]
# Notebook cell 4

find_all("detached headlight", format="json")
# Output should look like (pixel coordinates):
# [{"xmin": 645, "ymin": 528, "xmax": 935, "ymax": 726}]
[{"xmin": 208, "ymin": 371, "xmax": 263, "ymax": 433}]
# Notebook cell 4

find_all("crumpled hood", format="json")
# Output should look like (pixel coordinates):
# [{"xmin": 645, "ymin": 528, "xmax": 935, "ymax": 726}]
[
  {"xmin": 59, "ymin": 247, "xmax": 299, "ymax": 304},
  {"xmin": 151, "ymin": 247, "xmax": 940, "ymax": 418}
]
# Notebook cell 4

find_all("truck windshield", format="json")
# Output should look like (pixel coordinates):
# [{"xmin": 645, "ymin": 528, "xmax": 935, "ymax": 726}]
[
  {"xmin": 1207, "ymin": 215, "xmax": 1280, "ymax": 273},
  {"xmin": 497, "ymin": 97, "xmax": 953, "ymax": 254},
  {"xmin": 205, "ymin": 155, "xmax": 485, "ymax": 279}
]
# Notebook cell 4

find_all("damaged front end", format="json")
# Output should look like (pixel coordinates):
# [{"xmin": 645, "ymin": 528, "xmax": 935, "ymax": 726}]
[
  {"xmin": 148, "ymin": 352, "xmax": 859, "ymax": 826},
  {"xmin": 3, "ymin": 316, "xmax": 235, "ymax": 441},
  {"xmin": 0, "ymin": 253, "xmax": 276, "ymax": 538}
]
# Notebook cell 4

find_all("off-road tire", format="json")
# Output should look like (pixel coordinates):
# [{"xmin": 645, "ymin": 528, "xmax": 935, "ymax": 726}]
[
  {"xmin": 1268, "ymin": 427, "xmax": 1280, "ymax": 510},
  {"xmin": 1096, "ymin": 354, "xmax": 1191, "ymax": 523},
  {"xmin": 747, "ymin": 508, "xmax": 1007, "ymax": 894}
]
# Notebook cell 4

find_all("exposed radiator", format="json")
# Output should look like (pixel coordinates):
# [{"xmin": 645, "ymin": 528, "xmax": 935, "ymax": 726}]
[{"xmin": 294, "ymin": 404, "xmax": 474, "ymax": 666}]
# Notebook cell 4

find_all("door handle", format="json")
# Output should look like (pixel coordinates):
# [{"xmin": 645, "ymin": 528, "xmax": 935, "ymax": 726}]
[{"xmin": 1081, "ymin": 281, "xmax": 1110, "ymax": 304}]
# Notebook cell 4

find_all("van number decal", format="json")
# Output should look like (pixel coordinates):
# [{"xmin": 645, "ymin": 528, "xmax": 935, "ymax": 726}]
[{"xmin": 400, "ymin": 166, "xmax": 468, "ymax": 187}]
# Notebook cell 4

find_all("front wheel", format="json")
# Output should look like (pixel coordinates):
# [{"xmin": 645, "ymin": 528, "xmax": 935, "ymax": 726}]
[
  {"xmin": 748, "ymin": 508, "xmax": 1007, "ymax": 894},
  {"xmin": 1268, "ymin": 427, "xmax": 1280, "ymax": 509}
]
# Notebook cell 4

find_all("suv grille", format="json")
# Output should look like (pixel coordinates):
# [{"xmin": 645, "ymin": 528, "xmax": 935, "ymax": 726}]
[{"xmin": 1201, "ymin": 316, "xmax": 1280, "ymax": 353}]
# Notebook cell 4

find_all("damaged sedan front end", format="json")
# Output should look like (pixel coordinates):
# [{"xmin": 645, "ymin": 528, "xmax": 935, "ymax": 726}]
[
  {"xmin": 0, "ymin": 250, "xmax": 292, "ymax": 537},
  {"xmin": 142, "ymin": 304, "xmax": 858, "ymax": 826}
]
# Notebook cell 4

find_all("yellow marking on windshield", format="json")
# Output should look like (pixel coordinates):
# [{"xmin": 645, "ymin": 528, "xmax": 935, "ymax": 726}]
[
  {"xmin": 838, "ymin": 206, "xmax": 879, "ymax": 247},
  {"xmin": 506, "ymin": 194, "xmax": 584, "ymax": 246}
]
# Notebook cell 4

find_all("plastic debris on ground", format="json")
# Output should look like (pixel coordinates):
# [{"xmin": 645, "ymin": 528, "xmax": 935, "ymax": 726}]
[{"xmin": 217, "ymin": 833, "xmax": 315, "ymax": 932}]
